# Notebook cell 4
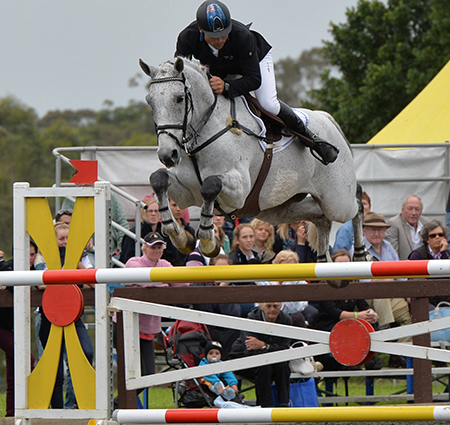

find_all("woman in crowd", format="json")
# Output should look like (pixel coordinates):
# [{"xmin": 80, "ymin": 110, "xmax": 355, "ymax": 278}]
[
  {"xmin": 273, "ymin": 221, "xmax": 317, "ymax": 263},
  {"xmin": 251, "ymin": 218, "xmax": 276, "ymax": 264},
  {"xmin": 120, "ymin": 197, "xmax": 162, "ymax": 264},
  {"xmin": 228, "ymin": 224, "xmax": 260, "ymax": 317},
  {"xmin": 228, "ymin": 224, "xmax": 259, "ymax": 265},
  {"xmin": 409, "ymin": 220, "xmax": 450, "ymax": 306},
  {"xmin": 123, "ymin": 232, "xmax": 189, "ymax": 380},
  {"xmin": 213, "ymin": 215, "xmax": 231, "ymax": 254}
]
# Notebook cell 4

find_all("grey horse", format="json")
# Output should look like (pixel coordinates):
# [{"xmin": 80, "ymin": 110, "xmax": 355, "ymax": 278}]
[{"xmin": 140, "ymin": 57, "xmax": 369, "ymax": 288}]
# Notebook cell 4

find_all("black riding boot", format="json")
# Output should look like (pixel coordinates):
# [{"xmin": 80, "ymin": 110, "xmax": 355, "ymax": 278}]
[{"xmin": 277, "ymin": 102, "xmax": 339, "ymax": 165}]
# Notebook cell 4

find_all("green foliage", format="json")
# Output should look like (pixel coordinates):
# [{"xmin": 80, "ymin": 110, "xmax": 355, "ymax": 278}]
[
  {"xmin": 275, "ymin": 48, "xmax": 333, "ymax": 108},
  {"xmin": 0, "ymin": 96, "xmax": 156, "ymax": 257},
  {"xmin": 310, "ymin": 0, "xmax": 450, "ymax": 144}
]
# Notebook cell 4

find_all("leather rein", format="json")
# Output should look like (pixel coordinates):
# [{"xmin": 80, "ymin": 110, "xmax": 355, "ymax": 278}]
[{"xmin": 149, "ymin": 72, "xmax": 274, "ymax": 218}]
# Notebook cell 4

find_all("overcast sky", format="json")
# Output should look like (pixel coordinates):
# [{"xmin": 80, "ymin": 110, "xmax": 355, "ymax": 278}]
[{"xmin": 1, "ymin": 0, "xmax": 362, "ymax": 118}]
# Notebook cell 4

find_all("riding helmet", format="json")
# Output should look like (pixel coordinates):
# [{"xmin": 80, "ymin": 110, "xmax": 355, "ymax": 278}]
[{"xmin": 196, "ymin": 1, "xmax": 232, "ymax": 38}]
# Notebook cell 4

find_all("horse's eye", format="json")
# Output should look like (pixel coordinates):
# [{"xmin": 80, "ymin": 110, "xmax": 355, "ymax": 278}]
[{"xmin": 176, "ymin": 96, "xmax": 184, "ymax": 104}]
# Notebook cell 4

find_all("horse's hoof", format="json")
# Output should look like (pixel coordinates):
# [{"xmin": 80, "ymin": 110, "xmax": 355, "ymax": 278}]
[
  {"xmin": 326, "ymin": 279, "xmax": 350, "ymax": 289},
  {"xmin": 201, "ymin": 241, "xmax": 221, "ymax": 258}
]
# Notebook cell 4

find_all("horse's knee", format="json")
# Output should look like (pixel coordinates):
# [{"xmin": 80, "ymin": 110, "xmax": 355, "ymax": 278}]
[
  {"xmin": 150, "ymin": 169, "xmax": 170, "ymax": 195},
  {"xmin": 201, "ymin": 175, "xmax": 222, "ymax": 203}
]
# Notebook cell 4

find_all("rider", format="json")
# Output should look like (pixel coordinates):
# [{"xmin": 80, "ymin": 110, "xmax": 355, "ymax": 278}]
[{"xmin": 175, "ymin": 1, "xmax": 339, "ymax": 165}]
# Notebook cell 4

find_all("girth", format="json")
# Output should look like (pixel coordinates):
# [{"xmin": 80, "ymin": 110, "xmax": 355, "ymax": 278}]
[{"xmin": 187, "ymin": 96, "xmax": 275, "ymax": 220}]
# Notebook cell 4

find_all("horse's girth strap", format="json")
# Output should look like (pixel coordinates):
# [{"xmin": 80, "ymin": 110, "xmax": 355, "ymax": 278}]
[{"xmin": 234, "ymin": 147, "xmax": 273, "ymax": 217}]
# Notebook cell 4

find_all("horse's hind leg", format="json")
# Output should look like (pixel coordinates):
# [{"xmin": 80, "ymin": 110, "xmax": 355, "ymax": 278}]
[
  {"xmin": 352, "ymin": 185, "xmax": 372, "ymax": 262},
  {"xmin": 150, "ymin": 169, "xmax": 196, "ymax": 255},
  {"xmin": 198, "ymin": 176, "xmax": 221, "ymax": 258},
  {"xmin": 315, "ymin": 217, "xmax": 349, "ymax": 288}
]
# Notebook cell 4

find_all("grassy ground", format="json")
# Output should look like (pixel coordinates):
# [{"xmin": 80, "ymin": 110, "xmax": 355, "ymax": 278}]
[{"xmin": 0, "ymin": 376, "xmax": 447, "ymax": 416}]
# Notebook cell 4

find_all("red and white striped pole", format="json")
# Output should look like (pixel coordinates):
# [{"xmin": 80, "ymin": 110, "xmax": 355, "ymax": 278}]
[
  {"xmin": 1, "ymin": 259, "xmax": 450, "ymax": 286},
  {"xmin": 112, "ymin": 405, "xmax": 450, "ymax": 423}
]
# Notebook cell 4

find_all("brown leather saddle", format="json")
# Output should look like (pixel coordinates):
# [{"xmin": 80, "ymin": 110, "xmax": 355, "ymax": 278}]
[{"xmin": 244, "ymin": 94, "xmax": 285, "ymax": 142}]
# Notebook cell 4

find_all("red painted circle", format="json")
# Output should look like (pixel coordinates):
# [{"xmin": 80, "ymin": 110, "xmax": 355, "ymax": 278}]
[
  {"xmin": 329, "ymin": 318, "xmax": 374, "ymax": 366},
  {"xmin": 355, "ymin": 318, "xmax": 375, "ymax": 365},
  {"xmin": 42, "ymin": 285, "xmax": 84, "ymax": 326}
]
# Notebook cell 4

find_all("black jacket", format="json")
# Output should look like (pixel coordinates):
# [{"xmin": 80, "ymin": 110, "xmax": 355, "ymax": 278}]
[
  {"xmin": 314, "ymin": 299, "xmax": 371, "ymax": 331},
  {"xmin": 229, "ymin": 306, "xmax": 292, "ymax": 359},
  {"xmin": 176, "ymin": 20, "xmax": 272, "ymax": 98}
]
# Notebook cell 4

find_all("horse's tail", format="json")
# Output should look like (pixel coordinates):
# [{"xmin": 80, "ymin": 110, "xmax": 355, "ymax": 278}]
[{"xmin": 319, "ymin": 111, "xmax": 353, "ymax": 157}]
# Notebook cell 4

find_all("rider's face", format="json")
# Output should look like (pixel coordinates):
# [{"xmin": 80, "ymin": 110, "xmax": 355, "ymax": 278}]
[{"xmin": 202, "ymin": 32, "xmax": 229, "ymax": 50}]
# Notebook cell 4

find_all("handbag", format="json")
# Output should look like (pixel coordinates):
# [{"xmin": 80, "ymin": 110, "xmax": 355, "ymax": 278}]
[
  {"xmin": 272, "ymin": 378, "xmax": 319, "ymax": 407},
  {"xmin": 288, "ymin": 341, "xmax": 316, "ymax": 376},
  {"xmin": 429, "ymin": 301, "xmax": 450, "ymax": 341}
]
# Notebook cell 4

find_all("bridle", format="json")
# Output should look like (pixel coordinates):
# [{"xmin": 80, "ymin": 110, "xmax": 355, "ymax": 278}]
[
  {"xmin": 149, "ymin": 71, "xmax": 269, "ymax": 158},
  {"xmin": 149, "ymin": 72, "xmax": 217, "ymax": 157}
]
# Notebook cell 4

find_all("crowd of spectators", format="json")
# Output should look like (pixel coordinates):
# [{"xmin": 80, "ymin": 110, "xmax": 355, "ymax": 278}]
[{"xmin": 1, "ymin": 191, "xmax": 449, "ymax": 410}]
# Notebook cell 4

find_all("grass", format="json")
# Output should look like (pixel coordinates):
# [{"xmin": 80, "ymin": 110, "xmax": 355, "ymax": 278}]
[{"xmin": 0, "ymin": 376, "xmax": 448, "ymax": 416}]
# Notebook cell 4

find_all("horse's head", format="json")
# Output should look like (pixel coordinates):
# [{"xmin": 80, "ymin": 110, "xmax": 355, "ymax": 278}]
[{"xmin": 140, "ymin": 57, "xmax": 212, "ymax": 168}]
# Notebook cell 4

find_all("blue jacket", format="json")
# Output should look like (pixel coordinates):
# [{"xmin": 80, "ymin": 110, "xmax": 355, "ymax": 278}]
[{"xmin": 199, "ymin": 357, "xmax": 238, "ymax": 387}]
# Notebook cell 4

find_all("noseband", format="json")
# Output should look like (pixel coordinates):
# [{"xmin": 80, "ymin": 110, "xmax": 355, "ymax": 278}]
[{"xmin": 149, "ymin": 74, "xmax": 194, "ymax": 149}]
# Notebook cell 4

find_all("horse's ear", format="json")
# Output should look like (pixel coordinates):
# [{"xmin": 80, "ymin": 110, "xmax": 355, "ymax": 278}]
[
  {"xmin": 174, "ymin": 57, "xmax": 184, "ymax": 73},
  {"xmin": 139, "ymin": 59, "xmax": 152, "ymax": 77}
]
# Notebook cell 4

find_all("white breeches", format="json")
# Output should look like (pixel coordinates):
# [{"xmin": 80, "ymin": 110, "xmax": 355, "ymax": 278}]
[{"xmin": 255, "ymin": 50, "xmax": 280, "ymax": 115}]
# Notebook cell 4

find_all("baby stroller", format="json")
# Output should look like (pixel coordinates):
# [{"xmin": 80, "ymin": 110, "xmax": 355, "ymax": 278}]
[{"xmin": 161, "ymin": 319, "xmax": 215, "ymax": 408}]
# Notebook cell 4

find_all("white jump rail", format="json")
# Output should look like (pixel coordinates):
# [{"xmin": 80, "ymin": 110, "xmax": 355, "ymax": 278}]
[
  {"xmin": 112, "ymin": 405, "xmax": 450, "ymax": 423},
  {"xmin": 109, "ymin": 298, "xmax": 450, "ymax": 391}
]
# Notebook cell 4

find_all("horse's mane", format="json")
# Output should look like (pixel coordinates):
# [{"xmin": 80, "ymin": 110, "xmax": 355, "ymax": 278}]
[{"xmin": 170, "ymin": 56, "xmax": 210, "ymax": 81}]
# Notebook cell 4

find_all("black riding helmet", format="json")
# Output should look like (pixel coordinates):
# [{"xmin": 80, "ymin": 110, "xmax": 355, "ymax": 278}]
[{"xmin": 196, "ymin": 1, "xmax": 232, "ymax": 38}]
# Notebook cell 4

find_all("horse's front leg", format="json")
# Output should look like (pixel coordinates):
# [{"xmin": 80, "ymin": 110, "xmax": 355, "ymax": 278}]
[
  {"xmin": 150, "ymin": 169, "xmax": 196, "ymax": 255},
  {"xmin": 198, "ymin": 176, "xmax": 222, "ymax": 258}
]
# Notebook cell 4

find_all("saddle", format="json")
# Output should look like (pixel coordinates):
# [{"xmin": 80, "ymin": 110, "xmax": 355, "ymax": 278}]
[{"xmin": 243, "ymin": 94, "xmax": 285, "ymax": 142}]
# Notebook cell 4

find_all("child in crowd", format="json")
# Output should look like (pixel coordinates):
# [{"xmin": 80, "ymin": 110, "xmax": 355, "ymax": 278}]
[{"xmin": 199, "ymin": 341, "xmax": 241, "ymax": 402}]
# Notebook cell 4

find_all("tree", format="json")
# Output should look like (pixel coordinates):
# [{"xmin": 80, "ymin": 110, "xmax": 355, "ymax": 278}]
[
  {"xmin": 275, "ymin": 48, "xmax": 334, "ymax": 108},
  {"xmin": 0, "ymin": 97, "xmax": 158, "ymax": 256},
  {"xmin": 311, "ymin": 0, "xmax": 450, "ymax": 144},
  {"xmin": 0, "ymin": 97, "xmax": 42, "ymax": 255}
]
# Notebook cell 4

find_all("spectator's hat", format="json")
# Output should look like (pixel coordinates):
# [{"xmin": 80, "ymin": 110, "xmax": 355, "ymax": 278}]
[
  {"xmin": 143, "ymin": 232, "xmax": 166, "ymax": 247},
  {"xmin": 363, "ymin": 212, "xmax": 390, "ymax": 228},
  {"xmin": 204, "ymin": 341, "xmax": 223, "ymax": 356}
]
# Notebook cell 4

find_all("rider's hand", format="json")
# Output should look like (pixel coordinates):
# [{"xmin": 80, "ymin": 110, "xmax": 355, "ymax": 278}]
[{"xmin": 209, "ymin": 76, "xmax": 225, "ymax": 94}]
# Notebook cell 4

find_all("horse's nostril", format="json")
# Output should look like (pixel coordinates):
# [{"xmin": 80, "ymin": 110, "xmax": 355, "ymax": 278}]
[
  {"xmin": 159, "ymin": 148, "xmax": 179, "ymax": 168},
  {"xmin": 171, "ymin": 149, "xmax": 179, "ymax": 164}
]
